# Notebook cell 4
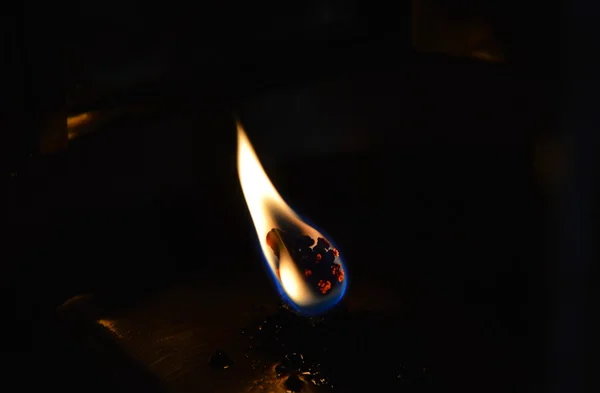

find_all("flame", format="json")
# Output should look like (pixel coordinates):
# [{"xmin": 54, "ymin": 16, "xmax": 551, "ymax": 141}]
[{"xmin": 237, "ymin": 122, "xmax": 347, "ymax": 315}]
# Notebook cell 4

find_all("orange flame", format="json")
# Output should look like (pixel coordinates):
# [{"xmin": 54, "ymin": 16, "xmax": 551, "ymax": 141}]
[{"xmin": 236, "ymin": 122, "xmax": 347, "ymax": 314}]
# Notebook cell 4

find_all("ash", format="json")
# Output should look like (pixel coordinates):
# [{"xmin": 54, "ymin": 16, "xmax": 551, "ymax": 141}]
[
  {"xmin": 240, "ymin": 303, "xmax": 344, "ymax": 390},
  {"xmin": 238, "ymin": 303, "xmax": 432, "ymax": 392}
]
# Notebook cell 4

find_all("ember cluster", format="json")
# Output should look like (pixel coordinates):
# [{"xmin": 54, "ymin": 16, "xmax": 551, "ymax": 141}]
[{"xmin": 266, "ymin": 228, "xmax": 344, "ymax": 295}]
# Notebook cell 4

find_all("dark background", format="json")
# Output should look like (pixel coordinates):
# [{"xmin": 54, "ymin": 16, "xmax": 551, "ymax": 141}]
[{"xmin": 3, "ymin": 1, "xmax": 595, "ymax": 392}]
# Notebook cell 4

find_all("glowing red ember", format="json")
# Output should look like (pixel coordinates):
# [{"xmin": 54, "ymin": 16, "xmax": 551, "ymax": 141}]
[{"xmin": 266, "ymin": 228, "xmax": 345, "ymax": 297}]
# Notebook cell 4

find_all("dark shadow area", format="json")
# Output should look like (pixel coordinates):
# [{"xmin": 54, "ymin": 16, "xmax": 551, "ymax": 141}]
[
  {"xmin": 4, "ymin": 1, "xmax": 592, "ymax": 392},
  {"xmin": 53, "ymin": 311, "xmax": 168, "ymax": 393}
]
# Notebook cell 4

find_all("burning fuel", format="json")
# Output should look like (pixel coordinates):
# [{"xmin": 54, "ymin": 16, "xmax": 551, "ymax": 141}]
[
  {"xmin": 266, "ymin": 229, "xmax": 344, "ymax": 297},
  {"xmin": 237, "ymin": 121, "xmax": 348, "ymax": 315}
]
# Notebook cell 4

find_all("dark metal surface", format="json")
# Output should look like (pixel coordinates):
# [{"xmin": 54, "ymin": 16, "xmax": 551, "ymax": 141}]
[
  {"xmin": 55, "ymin": 267, "xmax": 421, "ymax": 393},
  {"xmin": 40, "ymin": 140, "xmax": 540, "ymax": 392}
]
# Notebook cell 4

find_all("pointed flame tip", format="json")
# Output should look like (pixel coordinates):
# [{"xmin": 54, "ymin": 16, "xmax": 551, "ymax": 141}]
[{"xmin": 237, "ymin": 123, "xmax": 347, "ymax": 314}]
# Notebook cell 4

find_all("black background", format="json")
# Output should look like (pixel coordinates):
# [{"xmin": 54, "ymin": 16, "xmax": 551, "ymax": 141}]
[{"xmin": 3, "ymin": 1, "xmax": 594, "ymax": 392}]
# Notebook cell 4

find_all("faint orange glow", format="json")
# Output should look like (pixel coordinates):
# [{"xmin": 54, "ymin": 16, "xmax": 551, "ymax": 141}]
[
  {"xmin": 412, "ymin": 0, "xmax": 504, "ymax": 63},
  {"xmin": 67, "ymin": 112, "xmax": 95, "ymax": 140},
  {"xmin": 535, "ymin": 136, "xmax": 566, "ymax": 190},
  {"xmin": 57, "ymin": 294, "xmax": 93, "ymax": 310},
  {"xmin": 67, "ymin": 112, "xmax": 92, "ymax": 128},
  {"xmin": 471, "ymin": 50, "xmax": 503, "ymax": 63},
  {"xmin": 97, "ymin": 319, "xmax": 123, "ymax": 338}
]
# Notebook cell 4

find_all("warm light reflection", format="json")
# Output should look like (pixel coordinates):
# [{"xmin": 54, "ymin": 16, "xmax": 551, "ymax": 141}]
[
  {"xmin": 237, "ymin": 122, "xmax": 347, "ymax": 315},
  {"xmin": 67, "ymin": 112, "xmax": 92, "ymax": 128},
  {"xmin": 67, "ymin": 112, "xmax": 95, "ymax": 140},
  {"xmin": 97, "ymin": 319, "xmax": 123, "ymax": 338},
  {"xmin": 58, "ymin": 294, "xmax": 93, "ymax": 310},
  {"xmin": 471, "ymin": 50, "xmax": 503, "ymax": 63}
]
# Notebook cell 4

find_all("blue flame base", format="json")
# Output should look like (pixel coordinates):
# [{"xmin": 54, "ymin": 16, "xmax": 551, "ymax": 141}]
[{"xmin": 249, "ymin": 211, "xmax": 349, "ymax": 317}]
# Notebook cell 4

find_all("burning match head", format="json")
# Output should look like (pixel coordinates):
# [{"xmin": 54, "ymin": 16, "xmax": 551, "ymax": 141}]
[
  {"xmin": 237, "ymin": 122, "xmax": 348, "ymax": 316},
  {"xmin": 267, "ymin": 228, "xmax": 346, "ymax": 315}
]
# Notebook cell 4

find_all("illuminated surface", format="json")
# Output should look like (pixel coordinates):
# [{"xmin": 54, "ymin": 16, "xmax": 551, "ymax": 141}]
[
  {"xmin": 67, "ymin": 112, "xmax": 96, "ymax": 140},
  {"xmin": 236, "ymin": 122, "xmax": 347, "ymax": 315},
  {"xmin": 97, "ymin": 319, "xmax": 123, "ymax": 338},
  {"xmin": 58, "ymin": 278, "xmax": 329, "ymax": 393}
]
